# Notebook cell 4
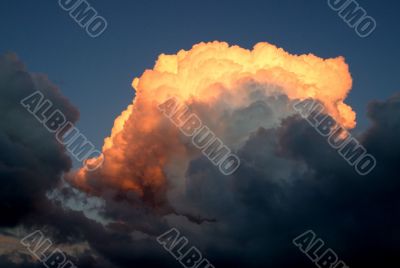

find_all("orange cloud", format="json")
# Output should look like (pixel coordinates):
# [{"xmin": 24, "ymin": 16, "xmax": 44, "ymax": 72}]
[{"xmin": 68, "ymin": 41, "xmax": 355, "ymax": 206}]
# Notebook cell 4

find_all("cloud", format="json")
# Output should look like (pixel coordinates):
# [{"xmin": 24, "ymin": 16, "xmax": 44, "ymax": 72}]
[
  {"xmin": 0, "ymin": 44, "xmax": 399, "ymax": 268},
  {"xmin": 0, "ymin": 53, "xmax": 79, "ymax": 227},
  {"xmin": 63, "ymin": 42, "xmax": 398, "ymax": 267},
  {"xmin": 162, "ymin": 92, "xmax": 399, "ymax": 268},
  {"xmin": 68, "ymin": 41, "xmax": 355, "ymax": 207}
]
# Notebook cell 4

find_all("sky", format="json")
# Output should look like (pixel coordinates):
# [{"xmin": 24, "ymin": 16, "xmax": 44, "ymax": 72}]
[
  {"xmin": 0, "ymin": 1, "xmax": 399, "ymax": 268},
  {"xmin": 1, "ymin": 0, "xmax": 399, "ymax": 151}
]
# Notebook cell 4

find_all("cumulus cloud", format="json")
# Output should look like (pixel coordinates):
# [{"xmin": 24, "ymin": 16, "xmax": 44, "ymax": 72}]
[
  {"xmin": 1, "ymin": 43, "xmax": 399, "ymax": 268},
  {"xmin": 63, "ymin": 42, "xmax": 399, "ymax": 267},
  {"xmin": 68, "ymin": 41, "xmax": 355, "ymax": 207}
]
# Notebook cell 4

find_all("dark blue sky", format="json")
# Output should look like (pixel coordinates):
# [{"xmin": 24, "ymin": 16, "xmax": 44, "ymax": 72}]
[{"xmin": 1, "ymin": 0, "xmax": 399, "ymax": 151}]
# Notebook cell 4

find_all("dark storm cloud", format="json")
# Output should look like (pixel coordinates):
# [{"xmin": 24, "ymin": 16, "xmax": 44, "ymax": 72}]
[
  {"xmin": 0, "ymin": 256, "xmax": 42, "ymax": 268},
  {"xmin": 0, "ymin": 53, "xmax": 79, "ymax": 227},
  {"xmin": 1, "ymin": 52, "xmax": 399, "ymax": 268},
  {"xmin": 0, "ymin": 58, "xmax": 175, "ymax": 264},
  {"xmin": 50, "ymin": 92, "xmax": 399, "ymax": 268},
  {"xmin": 180, "ymin": 93, "xmax": 400, "ymax": 268},
  {"xmin": 0, "ymin": 53, "xmax": 166, "ymax": 268}
]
